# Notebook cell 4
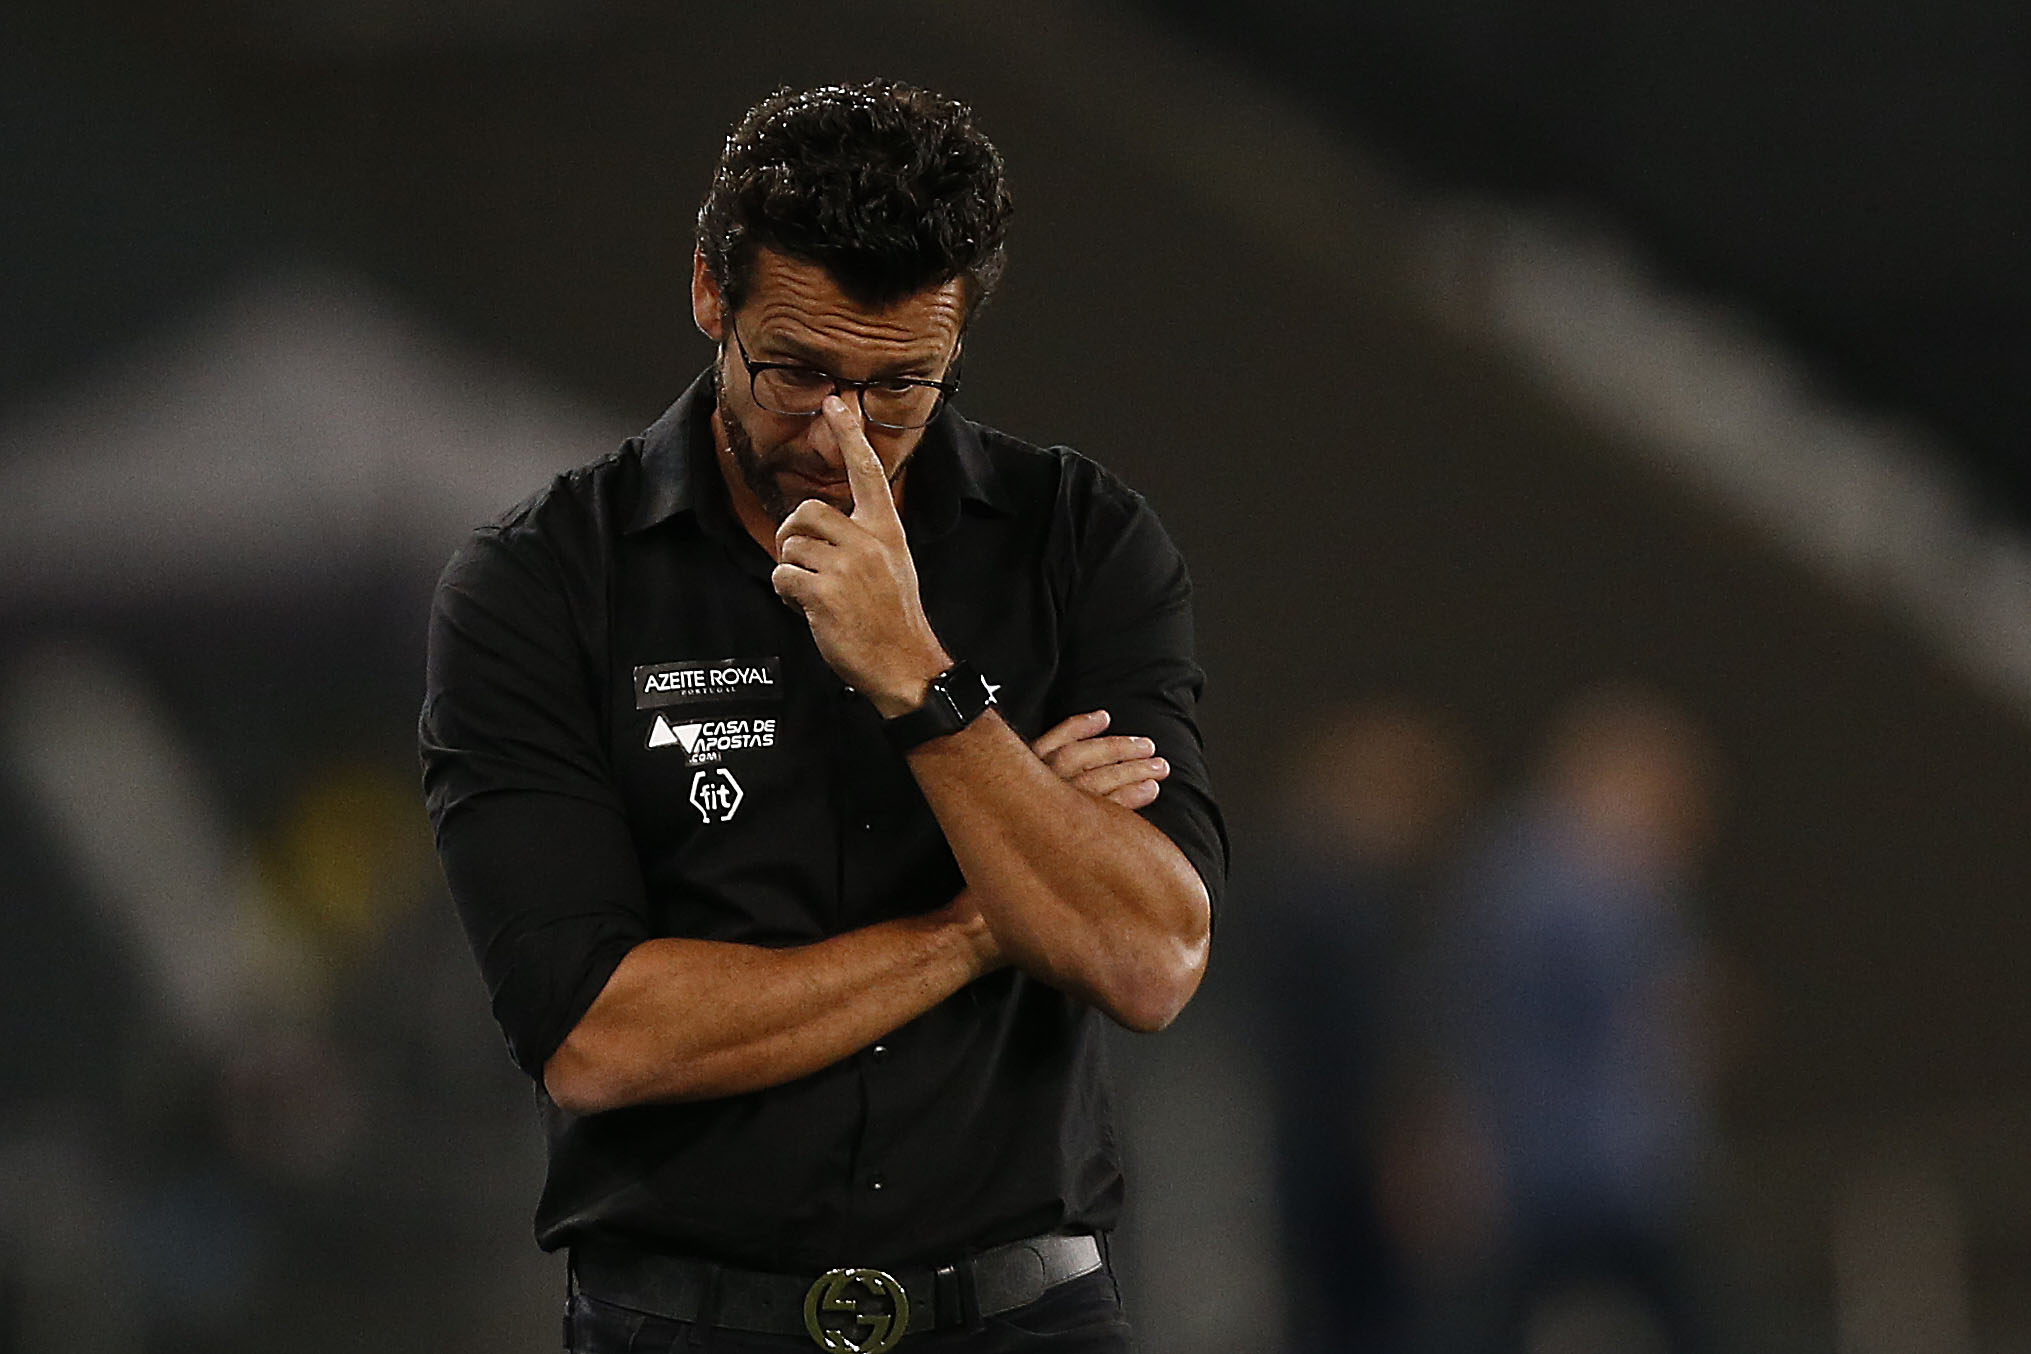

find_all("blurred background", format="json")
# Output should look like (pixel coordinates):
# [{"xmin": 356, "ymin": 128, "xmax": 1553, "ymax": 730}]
[{"xmin": 4, "ymin": 2, "xmax": 2028, "ymax": 1351}]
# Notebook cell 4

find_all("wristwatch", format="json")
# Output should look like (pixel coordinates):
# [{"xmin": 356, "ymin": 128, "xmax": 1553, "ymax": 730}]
[{"xmin": 882, "ymin": 660, "xmax": 998, "ymax": 752}]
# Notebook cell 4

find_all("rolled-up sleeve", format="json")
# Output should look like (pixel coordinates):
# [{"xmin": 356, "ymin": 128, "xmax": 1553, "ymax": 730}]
[
  {"xmin": 420, "ymin": 527, "xmax": 648, "ymax": 1078},
  {"xmin": 1049, "ymin": 471, "xmax": 1229, "ymax": 916}
]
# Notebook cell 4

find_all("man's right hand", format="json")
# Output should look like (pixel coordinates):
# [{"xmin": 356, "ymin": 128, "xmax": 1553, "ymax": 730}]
[{"xmin": 1031, "ymin": 710, "xmax": 1169, "ymax": 810}]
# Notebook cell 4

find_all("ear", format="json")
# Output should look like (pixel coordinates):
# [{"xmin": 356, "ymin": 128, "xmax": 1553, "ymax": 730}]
[{"xmin": 691, "ymin": 248, "xmax": 726, "ymax": 341}]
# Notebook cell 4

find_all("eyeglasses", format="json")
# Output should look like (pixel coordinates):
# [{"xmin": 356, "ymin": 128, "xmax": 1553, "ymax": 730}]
[{"xmin": 729, "ymin": 327, "xmax": 960, "ymax": 431}]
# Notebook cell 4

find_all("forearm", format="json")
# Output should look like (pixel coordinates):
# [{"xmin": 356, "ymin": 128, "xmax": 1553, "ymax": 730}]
[
  {"xmin": 907, "ymin": 712, "xmax": 1210, "ymax": 1031},
  {"xmin": 765, "ymin": 402, "xmax": 1208, "ymax": 1031},
  {"xmin": 543, "ymin": 899, "xmax": 997, "ymax": 1114}
]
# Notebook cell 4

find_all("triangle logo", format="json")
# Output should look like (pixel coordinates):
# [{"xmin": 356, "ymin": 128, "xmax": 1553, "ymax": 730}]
[
  {"xmin": 648, "ymin": 714, "xmax": 681, "ymax": 749},
  {"xmin": 674, "ymin": 722, "xmax": 702, "ymax": 752}
]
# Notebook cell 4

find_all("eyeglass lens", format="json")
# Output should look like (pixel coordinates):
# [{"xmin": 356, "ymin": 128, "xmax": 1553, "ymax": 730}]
[{"xmin": 752, "ymin": 369, "xmax": 941, "ymax": 429}]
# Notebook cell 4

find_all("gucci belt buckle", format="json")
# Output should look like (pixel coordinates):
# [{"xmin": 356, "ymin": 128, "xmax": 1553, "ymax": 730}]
[{"xmin": 803, "ymin": 1267, "xmax": 911, "ymax": 1353}]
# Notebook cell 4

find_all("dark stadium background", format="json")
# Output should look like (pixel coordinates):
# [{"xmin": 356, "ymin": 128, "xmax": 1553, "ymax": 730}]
[{"xmin": 4, "ymin": 3, "xmax": 2027, "ymax": 1350}]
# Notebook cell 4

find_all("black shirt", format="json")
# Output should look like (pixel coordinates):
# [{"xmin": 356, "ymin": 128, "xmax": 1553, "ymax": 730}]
[{"xmin": 419, "ymin": 374, "xmax": 1226, "ymax": 1271}]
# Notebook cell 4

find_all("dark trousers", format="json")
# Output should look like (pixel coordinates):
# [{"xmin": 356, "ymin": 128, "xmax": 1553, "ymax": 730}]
[{"xmin": 565, "ymin": 1269, "xmax": 1134, "ymax": 1353}]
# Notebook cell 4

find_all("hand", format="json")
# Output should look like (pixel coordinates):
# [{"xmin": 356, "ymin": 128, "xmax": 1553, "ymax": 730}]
[
  {"xmin": 1031, "ymin": 710, "xmax": 1169, "ymax": 810},
  {"xmin": 771, "ymin": 397, "xmax": 949, "ymax": 715}
]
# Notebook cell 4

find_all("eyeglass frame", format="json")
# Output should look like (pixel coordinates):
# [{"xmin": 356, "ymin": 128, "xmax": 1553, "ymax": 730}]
[{"xmin": 727, "ymin": 325, "xmax": 962, "ymax": 431}]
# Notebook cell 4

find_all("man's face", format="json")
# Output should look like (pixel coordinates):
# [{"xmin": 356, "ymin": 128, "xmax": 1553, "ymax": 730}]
[{"xmin": 694, "ymin": 248, "xmax": 966, "ymax": 524}]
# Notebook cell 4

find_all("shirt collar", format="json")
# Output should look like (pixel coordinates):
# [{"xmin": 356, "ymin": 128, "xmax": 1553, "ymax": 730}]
[
  {"xmin": 624, "ymin": 371, "xmax": 715, "ymax": 535},
  {"xmin": 904, "ymin": 402, "xmax": 1018, "ymax": 541},
  {"xmin": 624, "ymin": 368, "xmax": 1018, "ymax": 540}
]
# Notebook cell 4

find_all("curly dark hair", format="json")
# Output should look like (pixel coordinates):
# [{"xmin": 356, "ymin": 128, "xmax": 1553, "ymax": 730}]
[{"xmin": 696, "ymin": 81, "xmax": 1013, "ymax": 321}]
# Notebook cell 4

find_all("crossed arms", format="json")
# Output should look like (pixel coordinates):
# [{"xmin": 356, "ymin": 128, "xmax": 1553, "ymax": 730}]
[
  {"xmin": 540, "ymin": 400, "xmax": 1211, "ymax": 1115},
  {"xmin": 542, "ymin": 710, "xmax": 1209, "ymax": 1115}
]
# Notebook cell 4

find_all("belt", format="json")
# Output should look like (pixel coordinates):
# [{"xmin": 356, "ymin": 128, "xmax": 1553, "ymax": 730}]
[{"xmin": 571, "ymin": 1232, "xmax": 1103, "ymax": 1349}]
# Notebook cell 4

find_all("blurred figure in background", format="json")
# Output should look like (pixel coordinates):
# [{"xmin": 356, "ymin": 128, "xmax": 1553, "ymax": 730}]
[
  {"xmin": 1399, "ymin": 685, "xmax": 1725, "ymax": 1354},
  {"xmin": 1246, "ymin": 698, "xmax": 1479, "ymax": 1354}
]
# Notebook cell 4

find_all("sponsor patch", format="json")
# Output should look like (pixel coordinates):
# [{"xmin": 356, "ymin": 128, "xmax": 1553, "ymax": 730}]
[
  {"xmin": 689, "ymin": 768, "xmax": 743, "ymax": 823},
  {"xmin": 646, "ymin": 714, "xmax": 777, "ymax": 764},
  {"xmin": 635, "ymin": 657, "xmax": 781, "ymax": 710}
]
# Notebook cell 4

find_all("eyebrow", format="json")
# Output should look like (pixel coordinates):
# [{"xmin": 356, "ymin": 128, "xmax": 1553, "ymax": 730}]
[{"xmin": 758, "ymin": 334, "xmax": 945, "ymax": 380}]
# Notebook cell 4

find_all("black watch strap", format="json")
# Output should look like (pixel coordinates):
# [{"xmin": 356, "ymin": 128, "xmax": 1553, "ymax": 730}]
[{"xmin": 882, "ymin": 661, "xmax": 998, "ymax": 752}]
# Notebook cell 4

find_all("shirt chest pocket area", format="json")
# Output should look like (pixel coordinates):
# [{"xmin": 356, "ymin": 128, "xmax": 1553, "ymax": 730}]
[
  {"xmin": 620, "ymin": 704, "xmax": 791, "ymax": 829},
  {"xmin": 618, "ymin": 654, "xmax": 794, "ymax": 838}
]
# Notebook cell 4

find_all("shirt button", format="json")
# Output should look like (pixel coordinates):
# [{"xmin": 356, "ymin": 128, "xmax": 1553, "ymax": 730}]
[
  {"xmin": 870, "ymin": 1043, "xmax": 890, "ymax": 1064},
  {"xmin": 860, "ymin": 821, "xmax": 874, "ymax": 832},
  {"xmin": 868, "ymin": 1174, "xmax": 886, "ymax": 1192}
]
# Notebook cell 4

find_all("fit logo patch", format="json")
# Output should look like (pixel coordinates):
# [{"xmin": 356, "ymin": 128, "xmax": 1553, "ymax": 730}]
[
  {"xmin": 647, "ymin": 715, "xmax": 776, "ymax": 764},
  {"xmin": 634, "ymin": 657, "xmax": 781, "ymax": 709},
  {"xmin": 688, "ymin": 768, "xmax": 743, "ymax": 823}
]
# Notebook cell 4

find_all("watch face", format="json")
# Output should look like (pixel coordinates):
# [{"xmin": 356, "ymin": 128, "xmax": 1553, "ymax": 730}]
[
  {"xmin": 937, "ymin": 663, "xmax": 991, "ymax": 724},
  {"xmin": 884, "ymin": 663, "xmax": 995, "ymax": 751}
]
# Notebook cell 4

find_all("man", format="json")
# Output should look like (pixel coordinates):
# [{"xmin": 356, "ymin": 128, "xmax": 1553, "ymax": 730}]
[
  {"xmin": 1415, "ymin": 687, "xmax": 1722, "ymax": 1354},
  {"xmin": 420, "ymin": 82, "xmax": 1225, "ymax": 1353}
]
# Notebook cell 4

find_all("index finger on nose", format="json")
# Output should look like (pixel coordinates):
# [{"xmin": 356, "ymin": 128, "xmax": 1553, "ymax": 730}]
[{"xmin": 824, "ymin": 396, "xmax": 900, "ymax": 528}]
